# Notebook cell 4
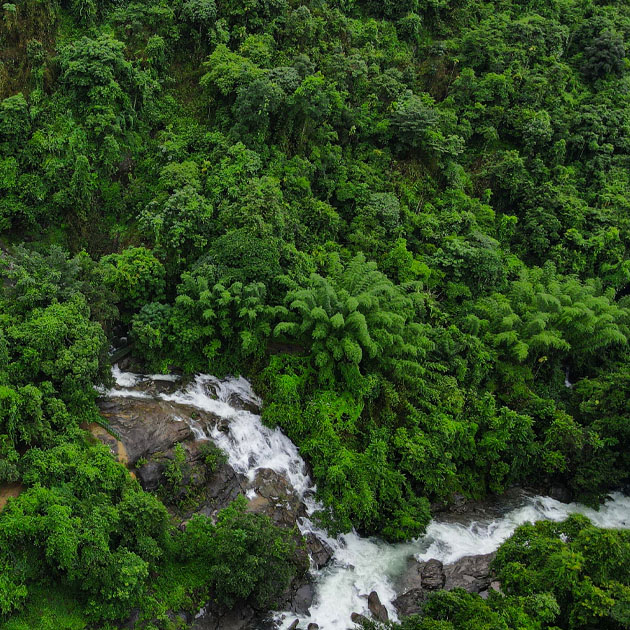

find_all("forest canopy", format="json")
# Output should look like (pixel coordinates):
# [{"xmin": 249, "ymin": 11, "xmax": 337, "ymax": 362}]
[{"xmin": 0, "ymin": 0, "xmax": 629, "ymax": 627}]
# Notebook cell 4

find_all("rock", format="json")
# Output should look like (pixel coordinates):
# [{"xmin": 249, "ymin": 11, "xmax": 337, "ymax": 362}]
[
  {"xmin": 443, "ymin": 552, "xmax": 496, "ymax": 593},
  {"xmin": 432, "ymin": 487, "xmax": 533, "ymax": 522},
  {"xmin": 289, "ymin": 582, "xmax": 316, "ymax": 615},
  {"xmin": 195, "ymin": 459, "xmax": 246, "ymax": 518},
  {"xmin": 246, "ymin": 468, "xmax": 306, "ymax": 529},
  {"xmin": 368, "ymin": 591, "xmax": 388, "ymax": 622},
  {"xmin": 351, "ymin": 612, "xmax": 370, "ymax": 624},
  {"xmin": 395, "ymin": 553, "xmax": 496, "ymax": 617},
  {"xmin": 226, "ymin": 391, "xmax": 260, "ymax": 414},
  {"xmin": 307, "ymin": 624, "xmax": 319, "ymax": 630},
  {"xmin": 136, "ymin": 460, "xmax": 164, "ymax": 492},
  {"xmin": 305, "ymin": 533, "xmax": 333, "ymax": 569},
  {"xmin": 393, "ymin": 588, "xmax": 427, "ymax": 617},
  {"xmin": 217, "ymin": 417, "xmax": 231, "ymax": 433},
  {"xmin": 396, "ymin": 556, "xmax": 423, "ymax": 593},
  {"xmin": 421, "ymin": 559, "xmax": 445, "ymax": 590},
  {"xmin": 288, "ymin": 621, "xmax": 300, "ymax": 630},
  {"xmin": 548, "ymin": 483, "xmax": 572, "ymax": 504},
  {"xmin": 97, "ymin": 397, "xmax": 198, "ymax": 464}
]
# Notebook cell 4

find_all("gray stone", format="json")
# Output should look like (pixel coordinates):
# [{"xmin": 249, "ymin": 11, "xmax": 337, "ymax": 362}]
[
  {"xmin": 136, "ymin": 459, "xmax": 164, "ymax": 492},
  {"xmin": 305, "ymin": 533, "xmax": 333, "ymax": 569},
  {"xmin": 395, "ymin": 552, "xmax": 496, "ymax": 617},
  {"xmin": 393, "ymin": 588, "xmax": 427, "ymax": 617},
  {"xmin": 368, "ymin": 591, "xmax": 388, "ymax": 622},
  {"xmin": 246, "ymin": 468, "xmax": 306, "ymax": 529},
  {"xmin": 421, "ymin": 559, "xmax": 445, "ymax": 590},
  {"xmin": 548, "ymin": 484, "xmax": 572, "ymax": 504},
  {"xmin": 289, "ymin": 582, "xmax": 316, "ymax": 615},
  {"xmin": 351, "ymin": 612, "xmax": 370, "ymax": 625},
  {"xmin": 97, "ymin": 397, "xmax": 197, "ymax": 463},
  {"xmin": 443, "ymin": 552, "xmax": 496, "ymax": 593}
]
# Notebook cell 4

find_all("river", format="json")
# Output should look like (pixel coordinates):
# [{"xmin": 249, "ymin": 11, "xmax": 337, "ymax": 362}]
[{"xmin": 105, "ymin": 366, "xmax": 630, "ymax": 630}]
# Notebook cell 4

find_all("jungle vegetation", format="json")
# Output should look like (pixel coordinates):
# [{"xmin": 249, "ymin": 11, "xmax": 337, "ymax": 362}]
[{"xmin": 0, "ymin": 0, "xmax": 629, "ymax": 627}]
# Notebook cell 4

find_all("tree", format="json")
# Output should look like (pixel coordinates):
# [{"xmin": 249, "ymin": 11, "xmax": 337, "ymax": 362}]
[{"xmin": 274, "ymin": 253, "xmax": 424, "ymax": 388}]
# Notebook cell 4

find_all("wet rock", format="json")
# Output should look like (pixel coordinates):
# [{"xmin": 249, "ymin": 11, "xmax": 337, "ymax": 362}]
[
  {"xmin": 443, "ymin": 552, "xmax": 496, "ymax": 593},
  {"xmin": 307, "ymin": 624, "xmax": 319, "ymax": 630},
  {"xmin": 421, "ymin": 559, "xmax": 445, "ymax": 590},
  {"xmin": 288, "ymin": 621, "xmax": 300, "ymax": 630},
  {"xmin": 97, "ymin": 397, "xmax": 200, "ymax": 463},
  {"xmin": 136, "ymin": 460, "xmax": 164, "ymax": 492},
  {"xmin": 194, "ymin": 457, "xmax": 247, "ymax": 519},
  {"xmin": 217, "ymin": 417, "xmax": 231, "ymax": 433},
  {"xmin": 246, "ymin": 468, "xmax": 306, "ymax": 529},
  {"xmin": 287, "ymin": 582, "xmax": 316, "ymax": 615},
  {"xmin": 226, "ymin": 391, "xmax": 260, "ymax": 414},
  {"xmin": 396, "ymin": 556, "xmax": 424, "ymax": 593},
  {"xmin": 395, "ymin": 553, "xmax": 496, "ymax": 617},
  {"xmin": 305, "ymin": 534, "xmax": 333, "ymax": 569},
  {"xmin": 548, "ymin": 483, "xmax": 572, "ymax": 504},
  {"xmin": 368, "ymin": 591, "xmax": 388, "ymax": 622},
  {"xmin": 351, "ymin": 612, "xmax": 370, "ymax": 625},
  {"xmin": 393, "ymin": 588, "xmax": 427, "ymax": 617},
  {"xmin": 433, "ymin": 487, "xmax": 533, "ymax": 523}
]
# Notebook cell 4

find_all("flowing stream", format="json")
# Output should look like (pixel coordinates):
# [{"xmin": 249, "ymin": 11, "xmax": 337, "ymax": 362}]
[{"xmin": 105, "ymin": 367, "xmax": 630, "ymax": 630}]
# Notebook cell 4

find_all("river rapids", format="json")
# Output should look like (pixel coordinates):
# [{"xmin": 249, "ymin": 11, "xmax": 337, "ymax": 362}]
[{"xmin": 104, "ymin": 366, "xmax": 630, "ymax": 630}]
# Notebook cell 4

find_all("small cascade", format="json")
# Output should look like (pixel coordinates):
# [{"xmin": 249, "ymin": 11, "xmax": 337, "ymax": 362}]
[{"xmin": 104, "ymin": 367, "xmax": 630, "ymax": 630}]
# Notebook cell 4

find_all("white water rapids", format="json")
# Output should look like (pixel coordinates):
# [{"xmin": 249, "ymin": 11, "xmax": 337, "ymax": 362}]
[{"xmin": 105, "ymin": 367, "xmax": 630, "ymax": 630}]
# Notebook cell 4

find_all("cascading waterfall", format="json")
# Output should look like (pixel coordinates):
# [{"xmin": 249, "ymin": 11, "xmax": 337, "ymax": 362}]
[{"xmin": 104, "ymin": 367, "xmax": 630, "ymax": 630}]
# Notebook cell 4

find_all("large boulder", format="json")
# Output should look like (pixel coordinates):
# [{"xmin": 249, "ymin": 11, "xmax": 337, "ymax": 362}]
[
  {"xmin": 305, "ymin": 533, "xmax": 334, "ymax": 569},
  {"xmin": 393, "ymin": 588, "xmax": 427, "ymax": 617},
  {"xmin": 421, "ymin": 559, "xmax": 445, "ymax": 590},
  {"xmin": 368, "ymin": 591, "xmax": 389, "ymax": 622},
  {"xmin": 246, "ymin": 468, "xmax": 307, "ymax": 529},
  {"xmin": 443, "ymin": 552, "xmax": 496, "ymax": 593},
  {"xmin": 98, "ymin": 397, "xmax": 200, "ymax": 463},
  {"xmin": 394, "ymin": 552, "xmax": 496, "ymax": 617}
]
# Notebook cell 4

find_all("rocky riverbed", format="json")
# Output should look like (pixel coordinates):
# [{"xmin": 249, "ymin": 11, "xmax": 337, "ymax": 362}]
[{"xmin": 96, "ymin": 367, "xmax": 630, "ymax": 630}]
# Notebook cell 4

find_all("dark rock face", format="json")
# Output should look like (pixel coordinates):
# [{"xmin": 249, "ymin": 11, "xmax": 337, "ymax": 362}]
[
  {"xmin": 98, "ymin": 397, "xmax": 200, "ymax": 464},
  {"xmin": 136, "ymin": 459, "xmax": 163, "ymax": 492},
  {"xmin": 432, "ymin": 487, "xmax": 533, "ymax": 522},
  {"xmin": 394, "ymin": 553, "xmax": 497, "ymax": 617},
  {"xmin": 368, "ymin": 591, "xmax": 389, "ymax": 622},
  {"xmin": 305, "ymin": 533, "xmax": 333, "ymax": 569},
  {"xmin": 443, "ymin": 552, "xmax": 496, "ymax": 592},
  {"xmin": 246, "ymin": 468, "xmax": 307, "ymax": 529},
  {"xmin": 393, "ymin": 588, "xmax": 427, "ymax": 617},
  {"xmin": 421, "ymin": 559, "xmax": 445, "ymax": 590},
  {"xmin": 548, "ymin": 483, "xmax": 572, "ymax": 503}
]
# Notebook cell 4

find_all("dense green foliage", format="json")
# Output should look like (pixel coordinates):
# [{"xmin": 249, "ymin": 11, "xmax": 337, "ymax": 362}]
[
  {"xmin": 363, "ymin": 514, "xmax": 630, "ymax": 630},
  {"xmin": 0, "ymin": 248, "xmax": 298, "ymax": 626},
  {"xmin": 1, "ymin": 0, "xmax": 630, "ymax": 624}
]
